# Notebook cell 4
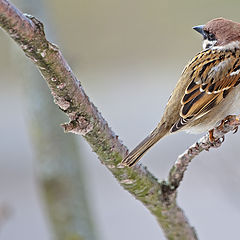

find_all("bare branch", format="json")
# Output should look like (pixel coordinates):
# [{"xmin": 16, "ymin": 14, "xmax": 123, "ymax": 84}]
[
  {"xmin": 168, "ymin": 115, "xmax": 240, "ymax": 190},
  {"xmin": 0, "ymin": 0, "xmax": 201, "ymax": 239}
]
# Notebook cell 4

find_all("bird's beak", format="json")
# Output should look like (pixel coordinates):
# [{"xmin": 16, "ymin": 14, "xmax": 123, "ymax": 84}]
[{"xmin": 193, "ymin": 25, "xmax": 205, "ymax": 37}]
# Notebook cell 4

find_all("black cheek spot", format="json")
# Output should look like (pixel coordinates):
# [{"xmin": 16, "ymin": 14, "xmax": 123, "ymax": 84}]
[{"xmin": 205, "ymin": 44, "xmax": 212, "ymax": 49}]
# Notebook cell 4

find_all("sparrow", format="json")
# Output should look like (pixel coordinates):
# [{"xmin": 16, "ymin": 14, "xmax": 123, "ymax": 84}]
[{"xmin": 122, "ymin": 17, "xmax": 240, "ymax": 167}]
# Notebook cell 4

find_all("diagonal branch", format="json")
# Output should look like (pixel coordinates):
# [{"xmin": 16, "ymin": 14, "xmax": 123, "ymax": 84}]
[{"xmin": 5, "ymin": 0, "xmax": 240, "ymax": 239}]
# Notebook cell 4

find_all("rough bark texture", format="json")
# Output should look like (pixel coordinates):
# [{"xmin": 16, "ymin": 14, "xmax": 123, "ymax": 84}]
[
  {"xmin": 2, "ymin": 0, "xmax": 239, "ymax": 239},
  {"xmin": 0, "ymin": 1, "xmax": 197, "ymax": 239},
  {"xmin": 168, "ymin": 115, "xmax": 240, "ymax": 191}
]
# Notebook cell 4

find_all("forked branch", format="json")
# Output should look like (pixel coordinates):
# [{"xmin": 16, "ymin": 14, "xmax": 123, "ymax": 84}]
[{"xmin": 1, "ymin": 0, "xmax": 239, "ymax": 239}]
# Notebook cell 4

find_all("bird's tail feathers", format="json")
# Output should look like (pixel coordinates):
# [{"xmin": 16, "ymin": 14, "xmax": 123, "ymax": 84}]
[{"xmin": 121, "ymin": 126, "xmax": 167, "ymax": 167}]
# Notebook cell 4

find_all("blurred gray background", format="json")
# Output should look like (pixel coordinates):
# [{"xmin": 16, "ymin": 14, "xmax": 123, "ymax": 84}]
[{"xmin": 1, "ymin": 0, "xmax": 240, "ymax": 239}]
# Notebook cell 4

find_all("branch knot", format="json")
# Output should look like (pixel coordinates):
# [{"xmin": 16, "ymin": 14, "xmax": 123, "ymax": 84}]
[{"xmin": 62, "ymin": 116, "xmax": 93, "ymax": 136}]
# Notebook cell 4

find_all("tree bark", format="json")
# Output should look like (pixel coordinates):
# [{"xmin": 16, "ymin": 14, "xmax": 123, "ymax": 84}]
[
  {"xmin": 4, "ymin": 0, "xmax": 240, "ymax": 239},
  {"xmin": 9, "ymin": 0, "xmax": 97, "ymax": 239}
]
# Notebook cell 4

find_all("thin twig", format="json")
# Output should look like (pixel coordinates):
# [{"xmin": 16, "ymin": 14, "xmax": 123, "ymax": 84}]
[
  {"xmin": 168, "ymin": 115, "xmax": 240, "ymax": 190},
  {"xmin": 2, "ymin": 0, "xmax": 231, "ymax": 239}
]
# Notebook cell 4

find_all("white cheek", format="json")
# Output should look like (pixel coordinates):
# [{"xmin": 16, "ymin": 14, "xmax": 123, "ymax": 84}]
[
  {"xmin": 202, "ymin": 39, "xmax": 209, "ymax": 49},
  {"xmin": 202, "ymin": 39, "xmax": 217, "ymax": 50}
]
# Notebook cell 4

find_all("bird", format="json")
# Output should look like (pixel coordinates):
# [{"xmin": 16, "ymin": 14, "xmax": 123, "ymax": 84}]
[{"xmin": 122, "ymin": 17, "xmax": 240, "ymax": 167}]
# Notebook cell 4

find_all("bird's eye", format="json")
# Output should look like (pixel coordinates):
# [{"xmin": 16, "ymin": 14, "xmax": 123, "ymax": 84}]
[{"xmin": 208, "ymin": 33, "xmax": 216, "ymax": 41}]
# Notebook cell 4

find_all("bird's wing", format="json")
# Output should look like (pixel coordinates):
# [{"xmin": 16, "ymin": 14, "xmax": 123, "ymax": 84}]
[{"xmin": 171, "ymin": 49, "xmax": 240, "ymax": 132}]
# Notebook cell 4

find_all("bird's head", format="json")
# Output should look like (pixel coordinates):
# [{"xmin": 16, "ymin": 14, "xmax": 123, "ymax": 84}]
[{"xmin": 193, "ymin": 18, "xmax": 240, "ymax": 50}]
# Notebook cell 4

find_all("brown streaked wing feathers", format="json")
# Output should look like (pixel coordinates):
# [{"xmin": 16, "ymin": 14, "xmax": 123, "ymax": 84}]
[{"xmin": 172, "ymin": 49, "xmax": 240, "ymax": 132}]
